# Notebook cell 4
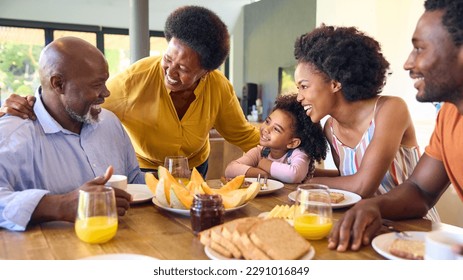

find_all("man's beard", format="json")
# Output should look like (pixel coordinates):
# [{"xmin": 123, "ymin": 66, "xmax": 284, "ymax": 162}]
[
  {"xmin": 418, "ymin": 80, "xmax": 459, "ymax": 104},
  {"xmin": 65, "ymin": 106, "xmax": 99, "ymax": 125}
]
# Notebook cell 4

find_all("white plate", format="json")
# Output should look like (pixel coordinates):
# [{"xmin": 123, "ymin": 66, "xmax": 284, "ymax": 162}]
[
  {"xmin": 244, "ymin": 177, "xmax": 284, "ymax": 195},
  {"xmin": 79, "ymin": 253, "xmax": 158, "ymax": 260},
  {"xmin": 152, "ymin": 197, "xmax": 248, "ymax": 216},
  {"xmin": 127, "ymin": 184, "xmax": 154, "ymax": 204},
  {"xmin": 371, "ymin": 231, "xmax": 427, "ymax": 260},
  {"xmin": 288, "ymin": 189, "xmax": 361, "ymax": 209},
  {"xmin": 204, "ymin": 245, "xmax": 315, "ymax": 260}
]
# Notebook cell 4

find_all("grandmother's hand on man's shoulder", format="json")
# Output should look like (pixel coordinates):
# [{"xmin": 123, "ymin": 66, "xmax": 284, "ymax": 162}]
[{"xmin": 0, "ymin": 93, "xmax": 36, "ymax": 120}]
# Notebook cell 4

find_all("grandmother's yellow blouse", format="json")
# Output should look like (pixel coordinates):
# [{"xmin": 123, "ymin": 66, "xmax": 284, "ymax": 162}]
[{"xmin": 104, "ymin": 56, "xmax": 260, "ymax": 170}]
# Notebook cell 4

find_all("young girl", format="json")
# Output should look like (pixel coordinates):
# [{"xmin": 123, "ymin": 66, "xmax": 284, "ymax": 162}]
[{"xmin": 225, "ymin": 94, "xmax": 327, "ymax": 183}]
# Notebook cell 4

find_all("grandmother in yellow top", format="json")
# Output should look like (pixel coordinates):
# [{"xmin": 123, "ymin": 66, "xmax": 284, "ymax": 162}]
[
  {"xmin": 104, "ymin": 6, "xmax": 259, "ymax": 177},
  {"xmin": 1, "ymin": 6, "xmax": 260, "ymax": 178}
]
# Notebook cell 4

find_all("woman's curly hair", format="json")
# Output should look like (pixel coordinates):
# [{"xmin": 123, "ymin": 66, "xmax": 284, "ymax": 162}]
[
  {"xmin": 425, "ymin": 0, "xmax": 463, "ymax": 46},
  {"xmin": 273, "ymin": 94, "xmax": 328, "ymax": 178},
  {"xmin": 294, "ymin": 25, "xmax": 390, "ymax": 101},
  {"xmin": 164, "ymin": 5, "xmax": 230, "ymax": 71}
]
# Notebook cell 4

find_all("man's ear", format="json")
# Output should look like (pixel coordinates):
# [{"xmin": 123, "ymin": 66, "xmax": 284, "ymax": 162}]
[
  {"xmin": 50, "ymin": 75, "xmax": 65, "ymax": 94},
  {"xmin": 287, "ymin": 137, "xmax": 301, "ymax": 149}
]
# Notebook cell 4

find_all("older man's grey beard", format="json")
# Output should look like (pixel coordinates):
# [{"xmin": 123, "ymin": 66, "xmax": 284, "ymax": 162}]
[{"xmin": 65, "ymin": 106, "xmax": 99, "ymax": 125}]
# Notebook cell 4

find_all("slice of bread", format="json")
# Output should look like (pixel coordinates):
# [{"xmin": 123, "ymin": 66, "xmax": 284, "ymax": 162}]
[
  {"xmin": 222, "ymin": 217, "xmax": 258, "ymax": 240},
  {"xmin": 309, "ymin": 192, "xmax": 345, "ymax": 203},
  {"xmin": 198, "ymin": 225, "xmax": 213, "ymax": 246},
  {"xmin": 389, "ymin": 238, "xmax": 424, "ymax": 260},
  {"xmin": 330, "ymin": 192, "xmax": 345, "ymax": 203},
  {"xmin": 231, "ymin": 217, "xmax": 262, "ymax": 260},
  {"xmin": 209, "ymin": 241, "xmax": 233, "ymax": 258},
  {"xmin": 249, "ymin": 218, "xmax": 311, "ymax": 260},
  {"xmin": 210, "ymin": 225, "xmax": 242, "ymax": 258},
  {"xmin": 240, "ymin": 231, "xmax": 271, "ymax": 260},
  {"xmin": 199, "ymin": 224, "xmax": 233, "ymax": 258}
]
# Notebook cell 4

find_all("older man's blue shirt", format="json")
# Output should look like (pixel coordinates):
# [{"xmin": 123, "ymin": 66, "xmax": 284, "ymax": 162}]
[{"xmin": 0, "ymin": 90, "xmax": 144, "ymax": 231}]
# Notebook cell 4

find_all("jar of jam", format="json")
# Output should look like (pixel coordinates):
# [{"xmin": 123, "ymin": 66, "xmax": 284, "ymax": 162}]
[{"xmin": 190, "ymin": 194, "xmax": 224, "ymax": 235}]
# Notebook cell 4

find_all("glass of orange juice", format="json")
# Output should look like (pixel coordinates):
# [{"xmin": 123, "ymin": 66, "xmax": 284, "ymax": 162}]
[
  {"xmin": 75, "ymin": 186, "xmax": 118, "ymax": 244},
  {"xmin": 164, "ymin": 156, "xmax": 191, "ymax": 186},
  {"xmin": 293, "ymin": 184, "xmax": 333, "ymax": 240}
]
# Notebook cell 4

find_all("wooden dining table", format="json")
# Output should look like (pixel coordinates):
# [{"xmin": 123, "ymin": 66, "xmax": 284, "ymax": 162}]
[{"xmin": 0, "ymin": 182, "xmax": 432, "ymax": 260}]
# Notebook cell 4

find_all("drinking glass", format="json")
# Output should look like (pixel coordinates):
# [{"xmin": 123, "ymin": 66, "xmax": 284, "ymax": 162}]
[
  {"xmin": 164, "ymin": 156, "xmax": 191, "ymax": 186},
  {"xmin": 293, "ymin": 183, "xmax": 333, "ymax": 240},
  {"xmin": 75, "ymin": 186, "xmax": 118, "ymax": 244}
]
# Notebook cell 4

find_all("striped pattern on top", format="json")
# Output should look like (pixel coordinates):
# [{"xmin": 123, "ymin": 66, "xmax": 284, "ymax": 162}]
[
  {"xmin": 331, "ymin": 119, "xmax": 420, "ymax": 196},
  {"xmin": 329, "ymin": 101, "xmax": 440, "ymax": 222}
]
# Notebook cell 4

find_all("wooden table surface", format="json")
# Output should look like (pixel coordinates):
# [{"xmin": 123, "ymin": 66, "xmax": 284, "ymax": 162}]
[{"xmin": 0, "ymin": 183, "xmax": 432, "ymax": 260}]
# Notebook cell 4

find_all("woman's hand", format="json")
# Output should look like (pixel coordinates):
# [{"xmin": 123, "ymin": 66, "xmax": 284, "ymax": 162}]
[{"xmin": 0, "ymin": 94, "xmax": 36, "ymax": 120}]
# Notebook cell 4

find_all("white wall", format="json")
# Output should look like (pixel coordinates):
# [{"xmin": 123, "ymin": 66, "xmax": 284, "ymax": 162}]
[
  {"xmin": 317, "ymin": 0, "xmax": 435, "ymax": 123},
  {"xmin": 0, "ymin": 0, "xmax": 249, "ymax": 32},
  {"xmin": 316, "ymin": 0, "xmax": 436, "ymax": 169}
]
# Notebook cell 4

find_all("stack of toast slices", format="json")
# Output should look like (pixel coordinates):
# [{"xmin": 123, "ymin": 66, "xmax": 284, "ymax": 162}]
[{"xmin": 199, "ymin": 217, "xmax": 312, "ymax": 260}]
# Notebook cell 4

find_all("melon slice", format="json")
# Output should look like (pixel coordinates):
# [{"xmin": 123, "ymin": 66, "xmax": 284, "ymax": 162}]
[
  {"xmin": 244, "ymin": 182, "xmax": 260, "ymax": 202},
  {"xmin": 217, "ymin": 175, "xmax": 245, "ymax": 194},
  {"xmin": 158, "ymin": 165, "xmax": 182, "ymax": 188},
  {"xmin": 220, "ymin": 189, "xmax": 248, "ymax": 209},
  {"xmin": 145, "ymin": 172, "xmax": 158, "ymax": 195},
  {"xmin": 201, "ymin": 182, "xmax": 218, "ymax": 195},
  {"xmin": 194, "ymin": 184, "xmax": 205, "ymax": 194},
  {"xmin": 158, "ymin": 165, "xmax": 182, "ymax": 204},
  {"xmin": 155, "ymin": 178, "xmax": 169, "ymax": 206},
  {"xmin": 186, "ymin": 181, "xmax": 204, "ymax": 195},
  {"xmin": 169, "ymin": 184, "xmax": 194, "ymax": 209},
  {"xmin": 190, "ymin": 167, "xmax": 205, "ymax": 185},
  {"xmin": 186, "ymin": 181, "xmax": 195, "ymax": 194}
]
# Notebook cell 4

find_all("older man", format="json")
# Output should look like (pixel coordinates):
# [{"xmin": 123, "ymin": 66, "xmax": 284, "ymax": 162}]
[
  {"xmin": 328, "ymin": 0, "xmax": 463, "ymax": 253},
  {"xmin": 0, "ymin": 37, "xmax": 143, "ymax": 231}
]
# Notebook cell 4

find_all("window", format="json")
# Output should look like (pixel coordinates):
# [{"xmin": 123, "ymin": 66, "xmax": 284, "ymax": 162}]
[
  {"xmin": 104, "ymin": 33, "xmax": 131, "ymax": 77},
  {"xmin": 0, "ymin": 19, "xmax": 167, "ymax": 104},
  {"xmin": 0, "ymin": 26, "xmax": 44, "ymax": 103},
  {"xmin": 278, "ymin": 64, "xmax": 297, "ymax": 96},
  {"xmin": 53, "ymin": 30, "xmax": 97, "ymax": 46}
]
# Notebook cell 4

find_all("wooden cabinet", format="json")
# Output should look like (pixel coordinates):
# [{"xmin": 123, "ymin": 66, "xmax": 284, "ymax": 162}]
[{"xmin": 207, "ymin": 131, "xmax": 243, "ymax": 180}]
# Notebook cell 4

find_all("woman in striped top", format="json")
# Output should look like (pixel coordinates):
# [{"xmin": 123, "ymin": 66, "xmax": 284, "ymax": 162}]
[{"xmin": 293, "ymin": 25, "xmax": 439, "ymax": 221}]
